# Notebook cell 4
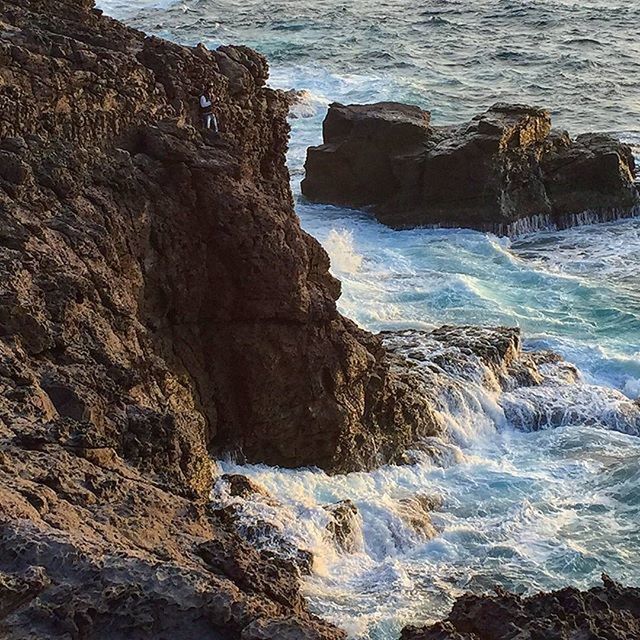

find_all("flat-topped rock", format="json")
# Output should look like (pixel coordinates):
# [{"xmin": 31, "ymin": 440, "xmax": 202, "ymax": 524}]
[
  {"xmin": 303, "ymin": 101, "xmax": 639, "ymax": 235},
  {"xmin": 302, "ymin": 101, "xmax": 431, "ymax": 207}
]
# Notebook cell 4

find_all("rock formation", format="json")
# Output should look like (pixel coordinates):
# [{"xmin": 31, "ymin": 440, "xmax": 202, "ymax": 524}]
[
  {"xmin": 302, "ymin": 102, "xmax": 639, "ymax": 235},
  {"xmin": 0, "ymin": 0, "xmax": 440, "ymax": 636},
  {"xmin": 2, "ymin": 2, "xmax": 638, "ymax": 638},
  {"xmin": 0, "ymin": 0, "xmax": 444, "ymax": 492},
  {"xmin": 400, "ymin": 575, "xmax": 640, "ymax": 640}
]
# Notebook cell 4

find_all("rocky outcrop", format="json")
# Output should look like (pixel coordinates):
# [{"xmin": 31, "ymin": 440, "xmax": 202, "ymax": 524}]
[
  {"xmin": 303, "ymin": 102, "xmax": 432, "ymax": 206},
  {"xmin": 401, "ymin": 575, "xmax": 640, "ymax": 640},
  {"xmin": 302, "ymin": 102, "xmax": 639, "ymax": 235},
  {"xmin": 0, "ymin": 0, "xmax": 448, "ymax": 636},
  {"xmin": 0, "ymin": 457, "xmax": 344, "ymax": 639},
  {"xmin": 0, "ymin": 0, "xmax": 444, "ymax": 494}
]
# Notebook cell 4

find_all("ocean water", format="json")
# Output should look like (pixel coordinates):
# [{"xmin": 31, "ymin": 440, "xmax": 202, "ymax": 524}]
[{"xmin": 99, "ymin": 1, "xmax": 640, "ymax": 637}]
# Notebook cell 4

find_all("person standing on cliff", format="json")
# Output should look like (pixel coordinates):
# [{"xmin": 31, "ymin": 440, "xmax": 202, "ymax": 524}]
[{"xmin": 199, "ymin": 89, "xmax": 218, "ymax": 132}]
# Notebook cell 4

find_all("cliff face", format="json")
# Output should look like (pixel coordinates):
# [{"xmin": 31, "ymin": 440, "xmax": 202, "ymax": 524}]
[
  {"xmin": 0, "ymin": 0, "xmax": 440, "ymax": 498},
  {"xmin": 0, "ymin": 0, "xmax": 443, "ymax": 635}
]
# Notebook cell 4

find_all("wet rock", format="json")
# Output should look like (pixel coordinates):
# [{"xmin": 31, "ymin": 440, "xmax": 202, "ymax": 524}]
[
  {"xmin": 210, "ymin": 476, "xmax": 315, "ymax": 576},
  {"xmin": 303, "ymin": 102, "xmax": 639, "ymax": 235},
  {"xmin": 323, "ymin": 499, "xmax": 361, "ymax": 553},
  {"xmin": 302, "ymin": 102, "xmax": 431, "ymax": 207},
  {"xmin": 196, "ymin": 536, "xmax": 304, "ymax": 610},
  {"xmin": 542, "ymin": 132, "xmax": 639, "ymax": 221},
  {"xmin": 218, "ymin": 474, "xmax": 273, "ymax": 500},
  {"xmin": 401, "ymin": 575, "xmax": 640, "ymax": 640},
  {"xmin": 283, "ymin": 89, "xmax": 317, "ymax": 119},
  {"xmin": 396, "ymin": 494, "xmax": 442, "ymax": 539}
]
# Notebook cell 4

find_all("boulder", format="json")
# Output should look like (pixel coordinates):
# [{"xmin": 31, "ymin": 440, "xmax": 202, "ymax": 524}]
[
  {"xmin": 395, "ymin": 494, "xmax": 443, "ymax": 539},
  {"xmin": 302, "ymin": 102, "xmax": 431, "ymax": 207},
  {"xmin": 303, "ymin": 102, "xmax": 639, "ymax": 235}
]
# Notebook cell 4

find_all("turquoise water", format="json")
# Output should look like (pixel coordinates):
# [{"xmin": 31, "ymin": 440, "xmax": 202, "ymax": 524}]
[{"xmin": 99, "ymin": 1, "xmax": 640, "ymax": 637}]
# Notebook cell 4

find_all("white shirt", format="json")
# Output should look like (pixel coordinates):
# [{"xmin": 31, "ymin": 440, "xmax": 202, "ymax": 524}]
[{"xmin": 200, "ymin": 95, "xmax": 212, "ymax": 108}]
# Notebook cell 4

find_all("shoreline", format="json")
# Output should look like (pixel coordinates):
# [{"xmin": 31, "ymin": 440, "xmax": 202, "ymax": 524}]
[{"xmin": 1, "ymin": 1, "xmax": 639, "ymax": 639}]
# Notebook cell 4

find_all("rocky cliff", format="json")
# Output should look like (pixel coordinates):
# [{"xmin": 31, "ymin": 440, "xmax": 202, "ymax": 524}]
[
  {"xmin": 0, "ymin": 0, "xmax": 445, "ymax": 636},
  {"xmin": 302, "ymin": 102, "xmax": 639, "ymax": 235},
  {"xmin": 0, "ymin": 0, "xmax": 443, "ymax": 493}
]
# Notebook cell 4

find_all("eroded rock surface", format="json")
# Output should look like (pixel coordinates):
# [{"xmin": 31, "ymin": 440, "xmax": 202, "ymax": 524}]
[
  {"xmin": 0, "ymin": 0, "xmax": 446, "ymax": 636},
  {"xmin": 401, "ymin": 575, "xmax": 640, "ymax": 640},
  {"xmin": 302, "ymin": 102, "xmax": 639, "ymax": 235}
]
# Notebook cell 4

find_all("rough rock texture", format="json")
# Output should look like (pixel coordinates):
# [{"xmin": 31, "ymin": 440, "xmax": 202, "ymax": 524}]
[
  {"xmin": 401, "ymin": 575, "xmax": 640, "ymax": 640},
  {"xmin": 0, "ymin": 460, "xmax": 344, "ymax": 639},
  {"xmin": 302, "ymin": 102, "xmax": 639, "ymax": 235},
  {"xmin": 0, "ymin": 0, "xmax": 446, "ymax": 637},
  {"xmin": 323, "ymin": 499, "xmax": 361, "ymax": 553},
  {"xmin": 302, "ymin": 102, "xmax": 431, "ymax": 206},
  {"xmin": 0, "ymin": 0, "xmax": 443, "ymax": 494}
]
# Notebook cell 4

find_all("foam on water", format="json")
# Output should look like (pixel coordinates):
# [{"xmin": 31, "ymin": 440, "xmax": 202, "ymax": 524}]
[
  {"xmin": 218, "ymin": 423, "xmax": 640, "ymax": 639},
  {"xmin": 96, "ymin": 1, "xmax": 640, "ymax": 637}
]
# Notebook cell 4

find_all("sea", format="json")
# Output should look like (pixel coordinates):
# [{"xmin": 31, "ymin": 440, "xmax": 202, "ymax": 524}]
[{"xmin": 97, "ymin": 1, "xmax": 640, "ymax": 637}]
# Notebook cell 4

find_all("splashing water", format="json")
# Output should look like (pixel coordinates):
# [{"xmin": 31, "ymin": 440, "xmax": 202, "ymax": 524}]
[{"xmin": 97, "ymin": 1, "xmax": 640, "ymax": 637}]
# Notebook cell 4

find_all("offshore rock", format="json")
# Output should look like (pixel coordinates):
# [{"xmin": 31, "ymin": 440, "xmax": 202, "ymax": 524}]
[
  {"xmin": 401, "ymin": 575, "xmax": 640, "ymax": 640},
  {"xmin": 302, "ymin": 102, "xmax": 639, "ymax": 235},
  {"xmin": 302, "ymin": 102, "xmax": 431, "ymax": 206}
]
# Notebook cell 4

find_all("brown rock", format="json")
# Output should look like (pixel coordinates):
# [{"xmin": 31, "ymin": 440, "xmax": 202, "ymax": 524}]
[
  {"xmin": 396, "ymin": 494, "xmax": 442, "ymax": 539},
  {"xmin": 303, "ymin": 102, "xmax": 639, "ymax": 235},
  {"xmin": 323, "ymin": 499, "xmax": 361, "ymax": 553},
  {"xmin": 302, "ymin": 102, "xmax": 431, "ymax": 207},
  {"xmin": 401, "ymin": 575, "xmax": 640, "ymax": 640}
]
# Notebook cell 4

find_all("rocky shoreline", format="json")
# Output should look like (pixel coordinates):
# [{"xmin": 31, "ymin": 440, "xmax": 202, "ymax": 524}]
[
  {"xmin": 1, "ymin": 0, "xmax": 639, "ymax": 638},
  {"xmin": 302, "ymin": 102, "xmax": 640, "ymax": 235}
]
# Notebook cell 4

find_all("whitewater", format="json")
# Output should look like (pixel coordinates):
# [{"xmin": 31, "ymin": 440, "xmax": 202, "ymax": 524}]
[{"xmin": 99, "ymin": 1, "xmax": 640, "ymax": 637}]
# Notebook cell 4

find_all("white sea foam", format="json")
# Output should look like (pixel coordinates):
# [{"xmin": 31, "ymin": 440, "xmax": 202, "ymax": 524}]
[{"xmin": 324, "ymin": 229, "xmax": 364, "ymax": 275}]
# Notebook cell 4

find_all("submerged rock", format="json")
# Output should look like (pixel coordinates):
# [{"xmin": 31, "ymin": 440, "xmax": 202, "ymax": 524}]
[
  {"xmin": 210, "ymin": 474, "xmax": 315, "ymax": 575},
  {"xmin": 401, "ymin": 575, "xmax": 640, "ymax": 640},
  {"xmin": 395, "ymin": 494, "xmax": 443, "ymax": 539},
  {"xmin": 302, "ymin": 101, "xmax": 639, "ymax": 235},
  {"xmin": 323, "ymin": 499, "xmax": 362, "ymax": 553}
]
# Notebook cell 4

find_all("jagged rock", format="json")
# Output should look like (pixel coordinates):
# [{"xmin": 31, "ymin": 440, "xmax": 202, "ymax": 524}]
[
  {"xmin": 303, "ymin": 102, "xmax": 639, "ymax": 235},
  {"xmin": 0, "ymin": 0, "xmax": 448, "ymax": 637},
  {"xmin": 401, "ymin": 575, "xmax": 640, "ymax": 640},
  {"xmin": 323, "ymin": 500, "xmax": 361, "ymax": 553},
  {"xmin": 0, "ymin": 0, "xmax": 444, "ymax": 488},
  {"xmin": 211, "ymin": 475, "xmax": 315, "ymax": 576},
  {"xmin": 218, "ymin": 474, "xmax": 273, "ymax": 500}
]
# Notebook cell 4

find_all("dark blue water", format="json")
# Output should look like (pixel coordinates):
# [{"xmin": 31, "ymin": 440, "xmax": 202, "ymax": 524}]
[{"xmin": 100, "ymin": 0, "xmax": 640, "ymax": 133}]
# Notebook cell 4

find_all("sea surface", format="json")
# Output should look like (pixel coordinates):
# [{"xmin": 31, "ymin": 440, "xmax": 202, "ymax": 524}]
[{"xmin": 99, "ymin": 1, "xmax": 640, "ymax": 637}]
